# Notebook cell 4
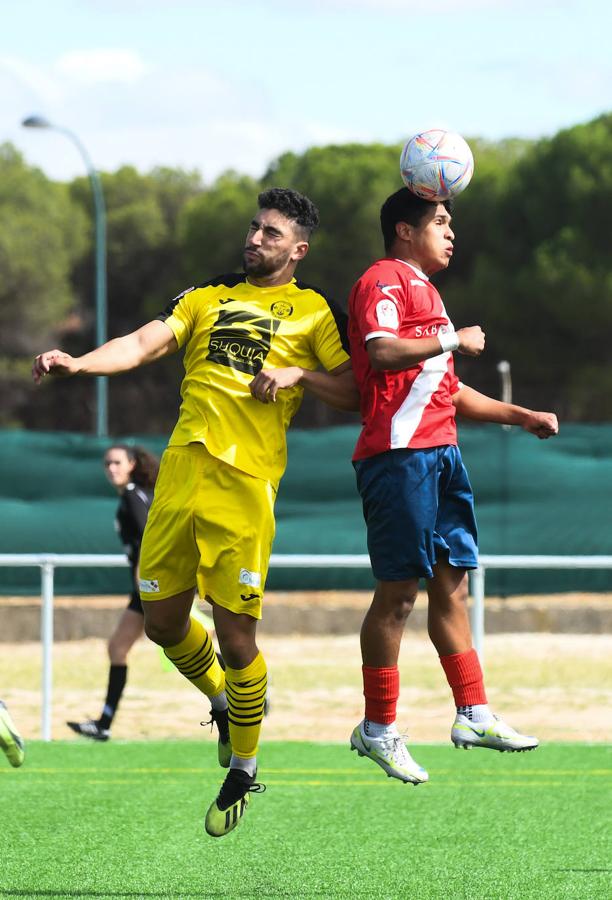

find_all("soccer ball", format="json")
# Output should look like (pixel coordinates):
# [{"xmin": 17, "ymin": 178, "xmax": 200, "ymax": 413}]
[{"xmin": 400, "ymin": 129, "xmax": 474, "ymax": 201}]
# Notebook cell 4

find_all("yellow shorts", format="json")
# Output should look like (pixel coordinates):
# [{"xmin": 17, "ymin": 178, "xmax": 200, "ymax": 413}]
[{"xmin": 139, "ymin": 444, "xmax": 276, "ymax": 619}]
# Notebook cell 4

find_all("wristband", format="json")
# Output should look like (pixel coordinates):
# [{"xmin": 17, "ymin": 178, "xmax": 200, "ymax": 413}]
[{"xmin": 438, "ymin": 330, "xmax": 459, "ymax": 353}]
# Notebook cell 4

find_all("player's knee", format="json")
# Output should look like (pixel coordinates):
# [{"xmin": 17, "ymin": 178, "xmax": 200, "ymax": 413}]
[
  {"xmin": 142, "ymin": 617, "xmax": 183, "ymax": 648},
  {"xmin": 108, "ymin": 634, "xmax": 132, "ymax": 662},
  {"xmin": 212, "ymin": 603, "xmax": 257, "ymax": 669},
  {"xmin": 142, "ymin": 619, "xmax": 167, "ymax": 646},
  {"xmin": 215, "ymin": 621, "xmax": 258, "ymax": 669},
  {"xmin": 457, "ymin": 583, "xmax": 469, "ymax": 605},
  {"xmin": 450, "ymin": 574, "xmax": 469, "ymax": 605},
  {"xmin": 375, "ymin": 582, "xmax": 418, "ymax": 621},
  {"xmin": 393, "ymin": 593, "xmax": 417, "ymax": 622},
  {"xmin": 216, "ymin": 633, "xmax": 257, "ymax": 670}
]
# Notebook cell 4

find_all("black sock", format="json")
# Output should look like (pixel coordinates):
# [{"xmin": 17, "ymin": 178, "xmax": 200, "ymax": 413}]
[{"xmin": 98, "ymin": 664, "xmax": 128, "ymax": 730}]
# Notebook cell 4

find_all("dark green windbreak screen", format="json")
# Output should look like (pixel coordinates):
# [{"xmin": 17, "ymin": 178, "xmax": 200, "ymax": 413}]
[{"xmin": 1, "ymin": 426, "xmax": 611, "ymax": 595}]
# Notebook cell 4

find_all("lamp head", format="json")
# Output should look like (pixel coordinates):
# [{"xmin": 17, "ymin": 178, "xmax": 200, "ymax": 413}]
[{"xmin": 22, "ymin": 115, "xmax": 52, "ymax": 129}]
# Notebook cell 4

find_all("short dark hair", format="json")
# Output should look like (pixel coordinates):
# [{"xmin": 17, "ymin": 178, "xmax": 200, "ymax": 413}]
[
  {"xmin": 258, "ymin": 187, "xmax": 320, "ymax": 239},
  {"xmin": 380, "ymin": 187, "xmax": 452, "ymax": 252}
]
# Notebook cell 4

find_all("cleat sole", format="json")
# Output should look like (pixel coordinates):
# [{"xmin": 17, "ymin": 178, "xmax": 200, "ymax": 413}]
[
  {"xmin": 453, "ymin": 740, "xmax": 537, "ymax": 753},
  {"xmin": 451, "ymin": 714, "xmax": 538, "ymax": 754}
]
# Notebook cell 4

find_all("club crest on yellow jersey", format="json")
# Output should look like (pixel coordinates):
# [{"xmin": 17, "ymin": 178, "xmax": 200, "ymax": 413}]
[{"xmin": 270, "ymin": 300, "xmax": 293, "ymax": 318}]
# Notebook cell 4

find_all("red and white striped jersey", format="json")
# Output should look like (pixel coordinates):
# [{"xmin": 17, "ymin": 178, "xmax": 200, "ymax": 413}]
[{"xmin": 348, "ymin": 257, "xmax": 461, "ymax": 460}]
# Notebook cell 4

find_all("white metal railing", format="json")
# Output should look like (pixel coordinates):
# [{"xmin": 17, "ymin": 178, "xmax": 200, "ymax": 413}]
[{"xmin": 1, "ymin": 552, "xmax": 611, "ymax": 741}]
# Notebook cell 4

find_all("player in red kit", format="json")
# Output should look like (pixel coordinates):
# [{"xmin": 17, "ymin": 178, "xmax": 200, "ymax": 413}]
[{"xmin": 348, "ymin": 187, "xmax": 558, "ymax": 783}]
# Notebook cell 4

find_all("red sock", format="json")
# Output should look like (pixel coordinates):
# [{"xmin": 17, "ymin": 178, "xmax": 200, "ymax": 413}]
[
  {"xmin": 439, "ymin": 649, "xmax": 487, "ymax": 707},
  {"xmin": 362, "ymin": 666, "xmax": 399, "ymax": 724}
]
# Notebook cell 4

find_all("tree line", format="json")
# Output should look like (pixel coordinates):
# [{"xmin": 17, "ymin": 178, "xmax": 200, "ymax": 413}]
[{"xmin": 1, "ymin": 112, "xmax": 610, "ymax": 434}]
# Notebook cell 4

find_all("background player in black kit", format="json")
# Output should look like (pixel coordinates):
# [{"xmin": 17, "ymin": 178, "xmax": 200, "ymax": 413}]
[{"xmin": 67, "ymin": 444, "xmax": 158, "ymax": 741}]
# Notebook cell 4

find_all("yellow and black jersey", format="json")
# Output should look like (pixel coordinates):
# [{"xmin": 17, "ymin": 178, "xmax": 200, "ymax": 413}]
[{"xmin": 157, "ymin": 273, "xmax": 349, "ymax": 488}]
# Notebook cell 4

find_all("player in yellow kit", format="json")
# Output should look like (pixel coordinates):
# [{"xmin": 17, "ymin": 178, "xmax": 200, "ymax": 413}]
[{"xmin": 33, "ymin": 188, "xmax": 357, "ymax": 837}]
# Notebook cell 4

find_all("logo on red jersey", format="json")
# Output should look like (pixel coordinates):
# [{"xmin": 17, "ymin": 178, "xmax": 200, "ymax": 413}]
[
  {"xmin": 415, "ymin": 324, "xmax": 440, "ymax": 337},
  {"xmin": 376, "ymin": 298, "xmax": 399, "ymax": 329},
  {"xmin": 375, "ymin": 281, "xmax": 401, "ymax": 303}
]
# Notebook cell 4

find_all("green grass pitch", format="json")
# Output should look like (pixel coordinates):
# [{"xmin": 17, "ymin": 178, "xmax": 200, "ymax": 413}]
[{"xmin": 1, "ymin": 741, "xmax": 610, "ymax": 899}]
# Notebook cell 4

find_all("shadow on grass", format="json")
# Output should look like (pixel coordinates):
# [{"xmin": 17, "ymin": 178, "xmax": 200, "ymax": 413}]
[
  {"xmin": 0, "ymin": 894, "xmax": 215, "ymax": 899},
  {"xmin": 0, "ymin": 893, "xmax": 360, "ymax": 899},
  {"xmin": 556, "ymin": 868, "xmax": 611, "ymax": 873},
  {"xmin": 0, "ymin": 888, "xmax": 364, "ymax": 900}
]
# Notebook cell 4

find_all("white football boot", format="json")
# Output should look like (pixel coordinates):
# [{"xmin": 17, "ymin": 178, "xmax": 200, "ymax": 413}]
[
  {"xmin": 350, "ymin": 720, "xmax": 428, "ymax": 784},
  {"xmin": 0, "ymin": 701, "xmax": 25, "ymax": 767},
  {"xmin": 451, "ymin": 713, "xmax": 539, "ymax": 752}
]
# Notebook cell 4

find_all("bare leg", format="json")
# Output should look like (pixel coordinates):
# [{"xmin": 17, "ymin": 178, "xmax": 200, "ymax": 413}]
[
  {"xmin": 211, "ymin": 602, "xmax": 258, "ymax": 670},
  {"xmin": 108, "ymin": 609, "xmax": 145, "ymax": 664},
  {"xmin": 360, "ymin": 578, "xmax": 419, "ymax": 667},
  {"xmin": 351, "ymin": 577, "xmax": 429, "ymax": 784},
  {"xmin": 69, "ymin": 608, "xmax": 146, "ymax": 737},
  {"xmin": 426, "ymin": 558, "xmax": 472, "ymax": 656},
  {"xmin": 142, "ymin": 587, "xmax": 196, "ymax": 647},
  {"xmin": 142, "ymin": 587, "xmax": 227, "ymax": 706}
]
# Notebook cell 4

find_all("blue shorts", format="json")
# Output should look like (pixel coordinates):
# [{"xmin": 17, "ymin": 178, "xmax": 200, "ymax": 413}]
[{"xmin": 353, "ymin": 446, "xmax": 478, "ymax": 581}]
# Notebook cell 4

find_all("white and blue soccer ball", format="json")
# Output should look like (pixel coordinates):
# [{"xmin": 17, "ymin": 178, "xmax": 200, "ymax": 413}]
[{"xmin": 400, "ymin": 129, "xmax": 474, "ymax": 201}]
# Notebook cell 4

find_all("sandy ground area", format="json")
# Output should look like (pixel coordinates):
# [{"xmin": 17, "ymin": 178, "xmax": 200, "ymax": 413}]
[
  {"xmin": 3, "ymin": 590, "xmax": 612, "ymax": 610},
  {"xmin": 2, "ymin": 631, "xmax": 611, "ymax": 744}
]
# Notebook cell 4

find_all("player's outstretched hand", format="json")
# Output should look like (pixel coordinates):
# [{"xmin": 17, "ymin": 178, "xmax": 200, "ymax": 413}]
[
  {"xmin": 522, "ymin": 411, "xmax": 559, "ymax": 439},
  {"xmin": 249, "ymin": 366, "xmax": 304, "ymax": 403},
  {"xmin": 456, "ymin": 326, "xmax": 485, "ymax": 357},
  {"xmin": 32, "ymin": 350, "xmax": 79, "ymax": 384}
]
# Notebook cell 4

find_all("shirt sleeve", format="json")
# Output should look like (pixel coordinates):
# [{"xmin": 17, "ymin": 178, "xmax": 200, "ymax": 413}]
[
  {"xmin": 156, "ymin": 286, "xmax": 196, "ymax": 349},
  {"xmin": 312, "ymin": 300, "xmax": 351, "ymax": 371},
  {"xmin": 449, "ymin": 371, "xmax": 463, "ymax": 394},
  {"xmin": 123, "ymin": 489, "xmax": 150, "ymax": 537},
  {"xmin": 352, "ymin": 270, "xmax": 406, "ymax": 344},
  {"xmin": 119, "ymin": 489, "xmax": 151, "ymax": 564}
]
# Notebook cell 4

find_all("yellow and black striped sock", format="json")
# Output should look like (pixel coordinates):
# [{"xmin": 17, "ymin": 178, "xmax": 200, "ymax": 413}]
[
  {"xmin": 225, "ymin": 652, "xmax": 267, "ymax": 760},
  {"xmin": 163, "ymin": 616, "xmax": 225, "ymax": 698}
]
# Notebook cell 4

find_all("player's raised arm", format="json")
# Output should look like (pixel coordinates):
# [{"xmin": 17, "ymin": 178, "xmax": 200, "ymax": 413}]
[
  {"xmin": 32, "ymin": 320, "xmax": 178, "ymax": 384},
  {"xmin": 367, "ymin": 325, "xmax": 485, "ymax": 371},
  {"xmin": 249, "ymin": 361, "xmax": 360, "ymax": 411},
  {"xmin": 299, "ymin": 361, "xmax": 359, "ymax": 411},
  {"xmin": 452, "ymin": 384, "xmax": 559, "ymax": 438}
]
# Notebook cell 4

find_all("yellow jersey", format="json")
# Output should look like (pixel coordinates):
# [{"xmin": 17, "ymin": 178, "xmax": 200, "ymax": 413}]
[{"xmin": 157, "ymin": 273, "xmax": 350, "ymax": 488}]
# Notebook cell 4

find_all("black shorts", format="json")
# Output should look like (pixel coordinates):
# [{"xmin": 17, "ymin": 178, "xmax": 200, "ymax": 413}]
[{"xmin": 127, "ymin": 589, "xmax": 144, "ymax": 615}]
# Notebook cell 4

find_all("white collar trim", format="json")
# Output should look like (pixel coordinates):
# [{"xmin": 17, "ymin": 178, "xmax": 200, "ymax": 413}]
[{"xmin": 394, "ymin": 259, "xmax": 429, "ymax": 281}]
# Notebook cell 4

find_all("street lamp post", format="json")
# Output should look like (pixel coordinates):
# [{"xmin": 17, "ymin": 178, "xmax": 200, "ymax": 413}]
[
  {"xmin": 496, "ymin": 360, "xmax": 512, "ymax": 596},
  {"xmin": 22, "ymin": 115, "xmax": 108, "ymax": 438},
  {"xmin": 497, "ymin": 359, "xmax": 512, "ymax": 420}
]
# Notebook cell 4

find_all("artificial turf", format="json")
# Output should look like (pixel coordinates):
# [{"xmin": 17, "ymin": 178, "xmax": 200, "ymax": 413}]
[{"xmin": 1, "ymin": 741, "xmax": 610, "ymax": 899}]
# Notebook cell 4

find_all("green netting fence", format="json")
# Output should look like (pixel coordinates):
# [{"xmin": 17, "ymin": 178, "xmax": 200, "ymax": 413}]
[{"xmin": 1, "ymin": 425, "xmax": 611, "ymax": 595}]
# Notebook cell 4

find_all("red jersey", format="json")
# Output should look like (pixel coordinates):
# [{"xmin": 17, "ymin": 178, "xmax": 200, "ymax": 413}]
[{"xmin": 348, "ymin": 257, "xmax": 461, "ymax": 460}]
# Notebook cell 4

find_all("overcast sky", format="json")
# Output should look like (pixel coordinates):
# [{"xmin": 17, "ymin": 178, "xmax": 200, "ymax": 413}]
[{"xmin": 2, "ymin": 0, "xmax": 610, "ymax": 183}]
